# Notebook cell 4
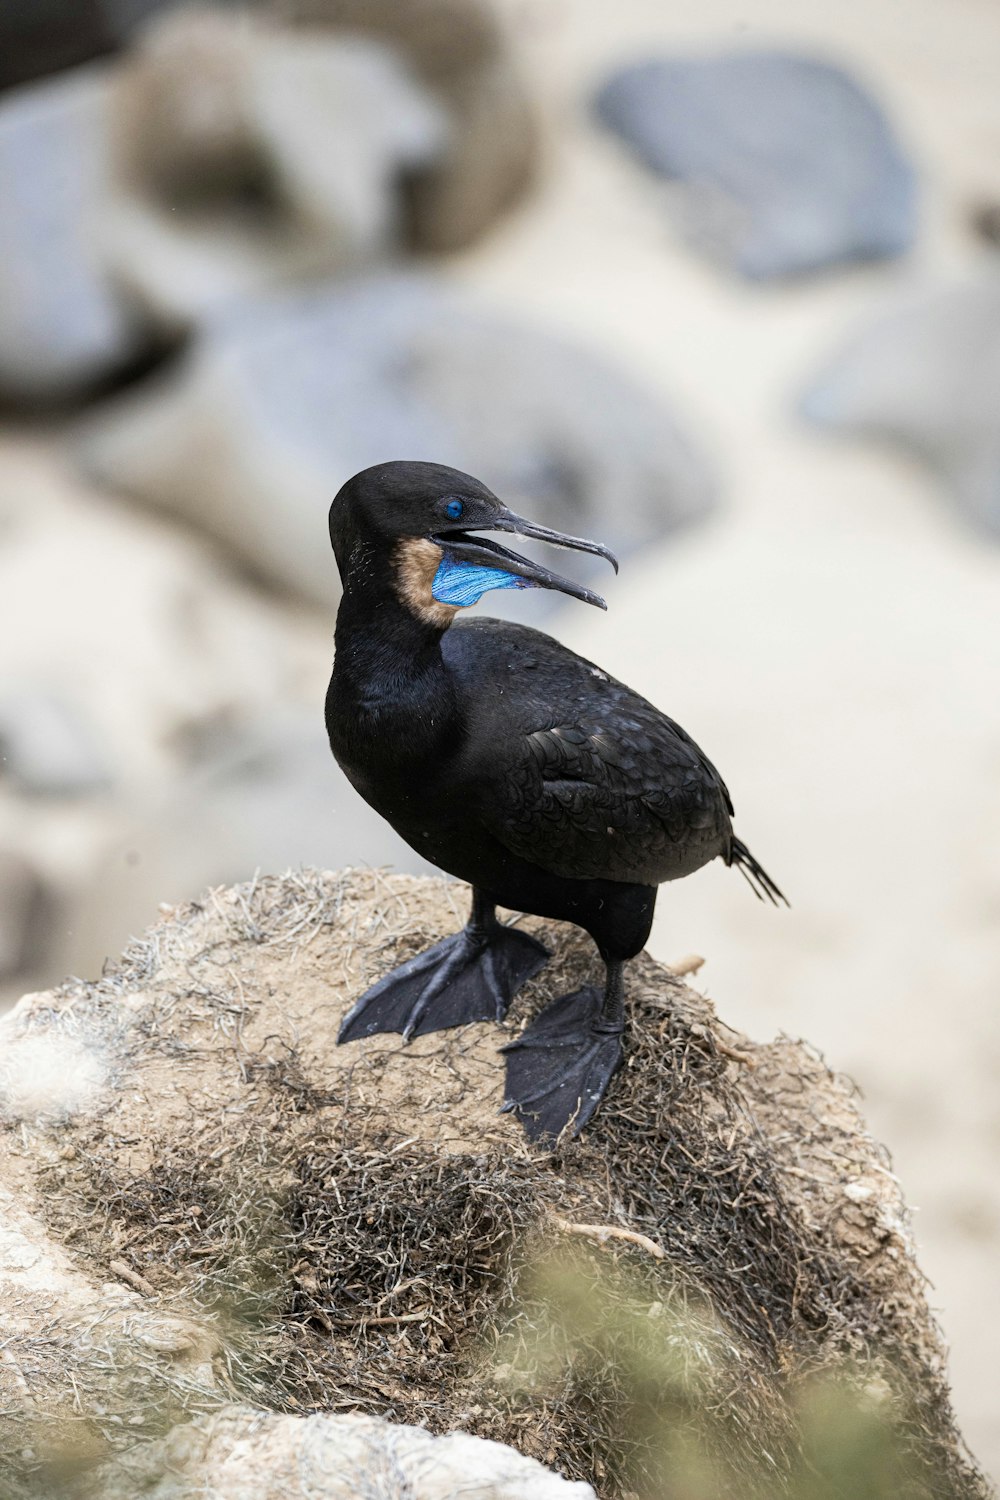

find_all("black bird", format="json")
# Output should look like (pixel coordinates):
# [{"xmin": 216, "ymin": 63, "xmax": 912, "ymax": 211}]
[{"xmin": 326, "ymin": 461, "xmax": 784, "ymax": 1141}]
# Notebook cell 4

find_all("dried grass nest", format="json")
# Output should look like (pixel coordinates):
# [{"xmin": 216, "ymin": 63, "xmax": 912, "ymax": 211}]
[{"xmin": 0, "ymin": 868, "xmax": 989, "ymax": 1498}]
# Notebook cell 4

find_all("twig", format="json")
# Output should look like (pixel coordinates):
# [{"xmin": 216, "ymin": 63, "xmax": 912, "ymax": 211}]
[
  {"xmin": 550, "ymin": 1215, "xmax": 665, "ymax": 1260},
  {"xmin": 1, "ymin": 1348, "xmax": 33, "ymax": 1403},
  {"xmin": 665, "ymin": 953, "xmax": 705, "ymax": 978},
  {"xmin": 109, "ymin": 1259, "xmax": 157, "ymax": 1297},
  {"xmin": 715, "ymin": 1039, "xmax": 758, "ymax": 1069},
  {"xmin": 334, "ymin": 1310, "xmax": 444, "ymax": 1328}
]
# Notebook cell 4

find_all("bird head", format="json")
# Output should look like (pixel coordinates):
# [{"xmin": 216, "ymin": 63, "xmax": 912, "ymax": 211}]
[{"xmin": 329, "ymin": 461, "xmax": 618, "ymax": 626}]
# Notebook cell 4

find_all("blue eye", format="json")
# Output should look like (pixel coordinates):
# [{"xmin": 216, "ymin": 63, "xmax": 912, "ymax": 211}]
[{"xmin": 445, "ymin": 499, "xmax": 464, "ymax": 520}]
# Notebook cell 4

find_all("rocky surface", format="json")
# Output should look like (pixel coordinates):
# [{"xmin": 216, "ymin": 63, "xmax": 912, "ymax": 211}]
[
  {"xmin": 282, "ymin": 0, "xmax": 538, "ymax": 251},
  {"xmin": 105, "ymin": 8, "xmax": 447, "ymax": 332},
  {"xmin": 80, "ymin": 1408, "xmax": 596, "ymax": 1500},
  {"xmin": 63, "ymin": 707, "xmax": 437, "ymax": 984},
  {"xmin": 0, "ymin": 851, "xmax": 49, "ymax": 981},
  {"xmin": 594, "ymin": 50, "xmax": 917, "ymax": 280},
  {"xmin": 0, "ymin": 66, "xmax": 144, "ymax": 401},
  {"xmin": 0, "ymin": 870, "xmax": 987, "ymax": 1498},
  {"xmin": 801, "ymin": 273, "xmax": 1000, "ymax": 535},
  {"xmin": 0, "ymin": 1, "xmax": 535, "ymax": 404},
  {"xmin": 0, "ymin": 1161, "xmax": 587, "ymax": 1497},
  {"xmin": 0, "ymin": 0, "xmax": 177, "ymax": 93},
  {"xmin": 0, "ymin": 436, "xmax": 333, "ymax": 1002},
  {"xmin": 0, "ymin": 690, "xmax": 112, "ymax": 797},
  {"xmin": 76, "ymin": 273, "xmax": 714, "ymax": 606},
  {"xmin": 972, "ymin": 202, "xmax": 1000, "ymax": 248}
]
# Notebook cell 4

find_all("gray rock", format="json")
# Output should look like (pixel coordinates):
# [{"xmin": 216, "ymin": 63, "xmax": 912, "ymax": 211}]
[
  {"xmin": 61, "ymin": 708, "xmax": 438, "ymax": 982},
  {"xmin": 105, "ymin": 10, "xmax": 447, "ymax": 332},
  {"xmin": 281, "ymin": 0, "xmax": 538, "ymax": 251},
  {"xmin": 0, "ymin": 690, "xmax": 113, "ymax": 796},
  {"xmin": 972, "ymin": 201, "xmax": 1000, "ymax": 248},
  {"xmin": 801, "ymin": 275, "xmax": 1000, "ymax": 534},
  {"xmin": 0, "ymin": 0, "xmax": 179, "ymax": 93},
  {"xmin": 76, "ymin": 274, "xmax": 715, "ymax": 607},
  {"xmin": 82, "ymin": 1407, "xmax": 596, "ymax": 1499},
  {"xmin": 161, "ymin": 708, "xmax": 438, "ymax": 888},
  {"xmin": 594, "ymin": 51, "xmax": 917, "ymax": 280},
  {"xmin": 0, "ymin": 66, "xmax": 144, "ymax": 401},
  {"xmin": 0, "ymin": 851, "xmax": 49, "ymax": 980}
]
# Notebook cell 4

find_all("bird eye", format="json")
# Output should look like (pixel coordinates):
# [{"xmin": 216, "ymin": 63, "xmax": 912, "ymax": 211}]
[{"xmin": 445, "ymin": 499, "xmax": 464, "ymax": 520}]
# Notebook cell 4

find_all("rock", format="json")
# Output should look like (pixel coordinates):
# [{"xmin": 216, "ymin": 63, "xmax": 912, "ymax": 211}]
[
  {"xmin": 281, "ymin": 0, "xmax": 538, "ymax": 251},
  {"xmin": 0, "ymin": 870, "xmax": 988, "ymax": 1498},
  {"xmin": 61, "ymin": 709, "xmax": 438, "ymax": 982},
  {"xmin": 0, "ymin": 0, "xmax": 177, "ymax": 93},
  {"xmin": 0, "ymin": 436, "xmax": 336, "ymax": 999},
  {"xmin": 0, "ymin": 436, "xmax": 330, "ymax": 795},
  {"xmin": 0, "ymin": 1, "xmax": 116, "ymax": 93},
  {"xmin": 971, "ymin": 201, "xmax": 1000, "ymax": 248},
  {"xmin": 0, "ymin": 1179, "xmax": 220, "ymax": 1486},
  {"xmin": 0, "ymin": 1, "xmax": 529, "ymax": 401},
  {"xmin": 105, "ymin": 9, "xmax": 447, "ymax": 332},
  {"xmin": 801, "ymin": 274, "xmax": 1000, "ymax": 534},
  {"xmin": 0, "ymin": 1123, "xmax": 585, "ymax": 1498},
  {"xmin": 594, "ymin": 51, "xmax": 917, "ymax": 280},
  {"xmin": 80, "ymin": 1408, "xmax": 595, "ymax": 1499},
  {"xmin": 76, "ymin": 274, "xmax": 714, "ymax": 607},
  {"xmin": 0, "ymin": 851, "xmax": 49, "ymax": 980},
  {"xmin": 0, "ymin": 66, "xmax": 145, "ymax": 401},
  {"xmin": 0, "ymin": 690, "xmax": 113, "ymax": 796}
]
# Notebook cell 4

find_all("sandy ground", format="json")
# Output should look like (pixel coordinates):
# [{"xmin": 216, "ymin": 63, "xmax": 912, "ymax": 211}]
[{"xmin": 459, "ymin": 0, "xmax": 1000, "ymax": 1479}]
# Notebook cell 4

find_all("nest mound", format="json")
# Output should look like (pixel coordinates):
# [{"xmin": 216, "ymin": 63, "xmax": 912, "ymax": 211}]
[{"xmin": 0, "ymin": 869, "xmax": 988, "ymax": 1498}]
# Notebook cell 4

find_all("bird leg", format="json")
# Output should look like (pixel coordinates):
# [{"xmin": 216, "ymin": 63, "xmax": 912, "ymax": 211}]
[
  {"xmin": 338, "ymin": 889, "xmax": 549, "ymax": 1045},
  {"xmin": 501, "ymin": 960, "xmax": 626, "ymax": 1142}
]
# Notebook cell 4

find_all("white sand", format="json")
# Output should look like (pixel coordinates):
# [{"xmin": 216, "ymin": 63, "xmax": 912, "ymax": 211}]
[{"xmin": 461, "ymin": 0, "xmax": 1000, "ymax": 1476}]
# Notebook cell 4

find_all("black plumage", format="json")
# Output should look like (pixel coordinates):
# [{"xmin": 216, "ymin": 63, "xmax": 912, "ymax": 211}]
[{"xmin": 326, "ymin": 460, "xmax": 784, "ymax": 1140}]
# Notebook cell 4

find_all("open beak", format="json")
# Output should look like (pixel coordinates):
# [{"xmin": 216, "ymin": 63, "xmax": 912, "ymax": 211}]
[{"xmin": 433, "ymin": 508, "xmax": 619, "ymax": 610}]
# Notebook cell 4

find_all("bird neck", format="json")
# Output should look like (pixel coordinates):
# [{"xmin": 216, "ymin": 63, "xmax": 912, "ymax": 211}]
[
  {"xmin": 333, "ymin": 585, "xmax": 448, "ymax": 687},
  {"xmin": 329, "ymin": 550, "xmax": 459, "ymax": 765}
]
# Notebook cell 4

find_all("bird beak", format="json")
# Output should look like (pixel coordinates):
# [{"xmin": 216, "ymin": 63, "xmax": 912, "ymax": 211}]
[{"xmin": 433, "ymin": 509, "xmax": 619, "ymax": 610}]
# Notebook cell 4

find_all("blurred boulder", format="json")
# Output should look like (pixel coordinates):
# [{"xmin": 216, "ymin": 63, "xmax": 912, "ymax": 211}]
[
  {"xmin": 154, "ymin": 708, "xmax": 434, "ymax": 884},
  {"xmin": 801, "ymin": 275, "xmax": 1000, "ymax": 535},
  {"xmin": 105, "ymin": 8, "xmax": 447, "ymax": 331},
  {"xmin": 282, "ymin": 0, "xmax": 538, "ymax": 250},
  {"xmin": 0, "ymin": 0, "xmax": 178, "ymax": 93},
  {"xmin": 61, "ymin": 707, "xmax": 437, "ymax": 981},
  {"xmin": 75, "ymin": 274, "xmax": 715, "ymax": 607},
  {"xmin": 0, "ymin": 852, "xmax": 49, "ymax": 980},
  {"xmin": 0, "ymin": 1, "xmax": 531, "ymax": 404},
  {"xmin": 0, "ymin": 690, "xmax": 113, "ymax": 796},
  {"xmin": 0, "ymin": 66, "xmax": 146, "ymax": 401},
  {"xmin": 971, "ymin": 201, "xmax": 1000, "ymax": 248},
  {"xmin": 594, "ymin": 51, "xmax": 917, "ymax": 280}
]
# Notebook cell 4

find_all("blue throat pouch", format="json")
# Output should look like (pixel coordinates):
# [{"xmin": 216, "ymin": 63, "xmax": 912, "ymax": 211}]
[{"xmin": 432, "ymin": 553, "xmax": 536, "ymax": 608}]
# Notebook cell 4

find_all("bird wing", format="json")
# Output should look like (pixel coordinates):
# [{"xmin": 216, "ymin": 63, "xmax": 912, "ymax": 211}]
[{"xmin": 446, "ymin": 620, "xmax": 733, "ymax": 885}]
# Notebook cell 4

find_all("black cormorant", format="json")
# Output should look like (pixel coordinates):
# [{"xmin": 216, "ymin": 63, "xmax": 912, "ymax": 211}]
[{"xmin": 326, "ymin": 461, "xmax": 784, "ymax": 1141}]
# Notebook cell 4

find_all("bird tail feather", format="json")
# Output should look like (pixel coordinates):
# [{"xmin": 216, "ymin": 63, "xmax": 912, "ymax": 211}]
[{"xmin": 729, "ymin": 837, "xmax": 788, "ymax": 907}]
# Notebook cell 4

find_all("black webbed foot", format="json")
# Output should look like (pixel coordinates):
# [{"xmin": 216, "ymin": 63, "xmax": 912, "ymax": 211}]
[
  {"xmin": 338, "ymin": 916, "xmax": 549, "ymax": 1045},
  {"xmin": 501, "ymin": 986, "xmax": 624, "ymax": 1142}
]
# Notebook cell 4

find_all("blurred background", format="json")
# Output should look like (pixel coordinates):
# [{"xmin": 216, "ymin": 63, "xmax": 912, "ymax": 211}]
[{"xmin": 0, "ymin": 0, "xmax": 998, "ymax": 1480}]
